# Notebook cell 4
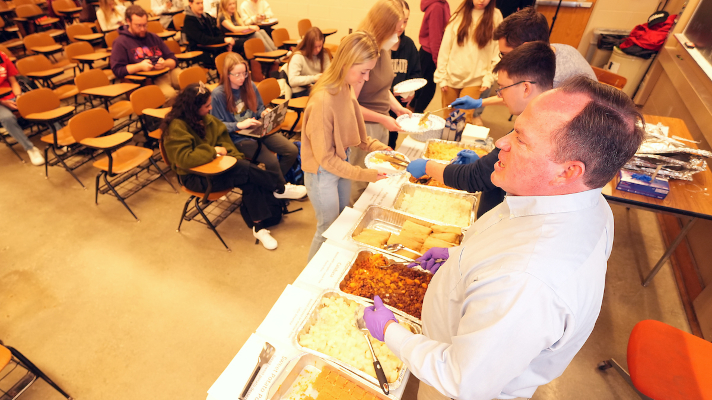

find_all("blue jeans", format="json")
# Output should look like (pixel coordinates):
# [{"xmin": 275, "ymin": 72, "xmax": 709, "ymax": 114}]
[
  {"xmin": 305, "ymin": 162, "xmax": 351, "ymax": 261},
  {"xmin": 0, "ymin": 102, "xmax": 32, "ymax": 151}
]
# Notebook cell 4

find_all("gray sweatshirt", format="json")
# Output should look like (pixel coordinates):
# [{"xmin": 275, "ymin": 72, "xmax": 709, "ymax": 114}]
[{"xmin": 287, "ymin": 52, "xmax": 330, "ymax": 94}]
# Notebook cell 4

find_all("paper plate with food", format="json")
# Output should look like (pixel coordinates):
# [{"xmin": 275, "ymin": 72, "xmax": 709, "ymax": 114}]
[
  {"xmin": 365, "ymin": 150, "xmax": 410, "ymax": 177},
  {"xmin": 396, "ymin": 113, "xmax": 446, "ymax": 134}
]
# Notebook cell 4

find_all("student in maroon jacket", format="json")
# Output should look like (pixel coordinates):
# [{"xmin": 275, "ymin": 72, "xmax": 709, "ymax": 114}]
[
  {"xmin": 412, "ymin": 0, "xmax": 450, "ymax": 113},
  {"xmin": 110, "ymin": 5, "xmax": 180, "ymax": 102}
]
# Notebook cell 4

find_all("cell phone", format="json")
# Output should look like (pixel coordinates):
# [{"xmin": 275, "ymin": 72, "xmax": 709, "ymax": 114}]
[{"xmin": 684, "ymin": 41, "xmax": 695, "ymax": 49}]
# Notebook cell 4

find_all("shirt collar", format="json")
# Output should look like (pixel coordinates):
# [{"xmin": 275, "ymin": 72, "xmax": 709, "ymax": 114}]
[{"xmin": 504, "ymin": 188, "xmax": 603, "ymax": 218}]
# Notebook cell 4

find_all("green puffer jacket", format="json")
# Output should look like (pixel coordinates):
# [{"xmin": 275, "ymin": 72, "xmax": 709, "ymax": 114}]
[{"xmin": 164, "ymin": 114, "xmax": 244, "ymax": 175}]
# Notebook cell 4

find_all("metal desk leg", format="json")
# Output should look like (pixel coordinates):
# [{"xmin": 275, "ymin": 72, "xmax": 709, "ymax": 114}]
[{"xmin": 643, "ymin": 217, "xmax": 697, "ymax": 287}]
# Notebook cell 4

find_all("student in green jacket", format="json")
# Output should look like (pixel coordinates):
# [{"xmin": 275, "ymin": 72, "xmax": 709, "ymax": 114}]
[{"xmin": 161, "ymin": 82, "xmax": 286, "ymax": 250}]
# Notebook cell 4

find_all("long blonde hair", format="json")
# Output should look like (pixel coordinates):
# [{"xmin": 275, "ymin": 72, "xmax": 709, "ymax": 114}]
[
  {"xmin": 99, "ymin": 0, "xmax": 120, "ymax": 26},
  {"xmin": 358, "ymin": 0, "xmax": 404, "ymax": 47},
  {"xmin": 217, "ymin": 0, "xmax": 240, "ymax": 27},
  {"xmin": 310, "ymin": 31, "xmax": 379, "ymax": 97}
]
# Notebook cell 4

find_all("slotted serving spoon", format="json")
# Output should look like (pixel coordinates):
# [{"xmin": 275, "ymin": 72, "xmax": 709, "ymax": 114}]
[
  {"xmin": 384, "ymin": 243, "xmax": 422, "ymax": 256},
  {"xmin": 356, "ymin": 313, "xmax": 390, "ymax": 395}
]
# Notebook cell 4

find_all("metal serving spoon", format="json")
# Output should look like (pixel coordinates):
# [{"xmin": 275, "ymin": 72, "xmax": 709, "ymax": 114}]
[{"xmin": 355, "ymin": 314, "xmax": 390, "ymax": 395}]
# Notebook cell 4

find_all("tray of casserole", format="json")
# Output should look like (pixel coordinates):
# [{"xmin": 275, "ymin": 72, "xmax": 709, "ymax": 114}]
[
  {"xmin": 392, "ymin": 183, "xmax": 476, "ymax": 228},
  {"xmin": 422, "ymin": 138, "xmax": 494, "ymax": 164}
]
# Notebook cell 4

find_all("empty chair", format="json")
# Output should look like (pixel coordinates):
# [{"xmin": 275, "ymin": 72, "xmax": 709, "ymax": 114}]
[
  {"xmin": 15, "ymin": 54, "xmax": 78, "ymax": 100},
  {"xmin": 105, "ymin": 29, "xmax": 119, "ymax": 50},
  {"xmin": 243, "ymin": 37, "xmax": 285, "ymax": 82},
  {"xmin": 297, "ymin": 18, "xmax": 311, "ymax": 37},
  {"xmin": 74, "ymin": 68, "xmax": 133, "ymax": 120},
  {"xmin": 0, "ymin": 341, "xmax": 73, "ymax": 400},
  {"xmin": 14, "ymin": 4, "xmax": 62, "ymax": 38},
  {"xmin": 271, "ymin": 27, "xmax": 298, "ymax": 49},
  {"xmin": 65, "ymin": 23, "xmax": 103, "ymax": 44},
  {"xmin": 65, "ymin": 41, "xmax": 114, "ymax": 79},
  {"xmin": 52, "ymin": 0, "xmax": 82, "ymax": 25},
  {"xmin": 68, "ymin": 108, "xmax": 176, "ymax": 220},
  {"xmin": 147, "ymin": 20, "xmax": 164, "ymax": 34},
  {"xmin": 165, "ymin": 39, "xmax": 202, "ymax": 67},
  {"xmin": 256, "ymin": 77, "xmax": 301, "ymax": 134},
  {"xmin": 22, "ymin": 31, "xmax": 63, "ymax": 58}
]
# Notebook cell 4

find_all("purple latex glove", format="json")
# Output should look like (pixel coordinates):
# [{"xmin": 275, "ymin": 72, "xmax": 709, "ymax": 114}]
[
  {"xmin": 408, "ymin": 247, "xmax": 450, "ymax": 273},
  {"xmin": 363, "ymin": 295, "xmax": 398, "ymax": 342}
]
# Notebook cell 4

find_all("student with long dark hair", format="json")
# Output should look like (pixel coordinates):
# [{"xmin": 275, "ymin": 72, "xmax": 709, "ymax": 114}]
[
  {"xmin": 434, "ymin": 0, "xmax": 501, "ymax": 125},
  {"xmin": 161, "ymin": 82, "xmax": 288, "ymax": 250},
  {"xmin": 287, "ymin": 27, "xmax": 331, "ymax": 98}
]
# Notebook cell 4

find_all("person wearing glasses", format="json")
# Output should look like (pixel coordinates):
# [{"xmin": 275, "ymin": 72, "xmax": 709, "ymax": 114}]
[
  {"xmin": 407, "ymin": 41, "xmax": 555, "ymax": 218},
  {"xmin": 210, "ymin": 53, "xmax": 307, "ymax": 202}
]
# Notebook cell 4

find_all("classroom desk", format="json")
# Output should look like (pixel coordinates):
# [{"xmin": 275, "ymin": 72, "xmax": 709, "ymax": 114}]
[
  {"xmin": 224, "ymin": 28, "xmax": 255, "ymax": 37},
  {"xmin": 155, "ymin": 30, "xmax": 177, "ymax": 40},
  {"xmin": 257, "ymin": 18, "xmax": 277, "ymax": 28},
  {"xmin": 0, "ymin": 87, "xmax": 12, "ymax": 97},
  {"xmin": 71, "ymin": 52, "xmax": 111, "ymax": 71},
  {"xmin": 602, "ymin": 115, "xmax": 712, "ymax": 286},
  {"xmin": 321, "ymin": 28, "xmax": 337, "ymax": 37},
  {"xmin": 73, "ymin": 33, "xmax": 104, "ymax": 43},
  {"xmin": 135, "ymin": 67, "xmax": 171, "ymax": 78},
  {"xmin": 160, "ymin": 8, "xmax": 184, "ymax": 16},
  {"xmin": 143, "ymin": 107, "xmax": 171, "ymax": 119}
]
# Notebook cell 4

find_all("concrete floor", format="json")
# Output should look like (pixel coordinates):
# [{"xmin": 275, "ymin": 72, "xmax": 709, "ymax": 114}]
[{"xmin": 0, "ymin": 95, "xmax": 691, "ymax": 400}]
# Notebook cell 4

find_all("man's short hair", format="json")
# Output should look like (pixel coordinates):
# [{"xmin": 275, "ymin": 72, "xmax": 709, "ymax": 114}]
[
  {"xmin": 552, "ymin": 76, "xmax": 645, "ymax": 188},
  {"xmin": 493, "ymin": 7, "xmax": 549, "ymax": 48},
  {"xmin": 493, "ymin": 41, "xmax": 555, "ymax": 90},
  {"xmin": 125, "ymin": 5, "xmax": 147, "ymax": 21}
]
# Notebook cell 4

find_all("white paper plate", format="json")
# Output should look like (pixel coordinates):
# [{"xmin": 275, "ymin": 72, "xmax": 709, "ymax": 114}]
[
  {"xmin": 396, "ymin": 113, "xmax": 446, "ymax": 133},
  {"xmin": 364, "ymin": 150, "xmax": 410, "ymax": 177},
  {"xmin": 393, "ymin": 78, "xmax": 427, "ymax": 94}
]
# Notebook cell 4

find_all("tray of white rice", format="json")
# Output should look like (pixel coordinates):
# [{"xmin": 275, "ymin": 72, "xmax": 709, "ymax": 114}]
[
  {"xmin": 392, "ymin": 183, "xmax": 476, "ymax": 228},
  {"xmin": 396, "ymin": 114, "xmax": 445, "ymax": 142},
  {"xmin": 423, "ymin": 138, "xmax": 495, "ymax": 164}
]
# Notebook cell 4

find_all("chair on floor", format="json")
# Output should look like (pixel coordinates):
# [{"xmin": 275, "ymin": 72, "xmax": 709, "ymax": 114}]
[
  {"xmin": 65, "ymin": 41, "xmax": 114, "ymax": 79},
  {"xmin": 104, "ymin": 29, "xmax": 118, "ymax": 50},
  {"xmin": 592, "ymin": 66, "xmax": 627, "ymax": 90},
  {"xmin": 68, "ymin": 108, "xmax": 176, "ymax": 220},
  {"xmin": 165, "ymin": 39, "xmax": 202, "ymax": 68},
  {"xmin": 177, "ymin": 65, "xmax": 208, "ymax": 90},
  {"xmin": 130, "ymin": 84, "xmax": 169, "ymax": 144},
  {"xmin": 213, "ymin": 50, "xmax": 233, "ymax": 79},
  {"xmin": 51, "ymin": 0, "xmax": 81, "ymax": 25},
  {"xmin": 75, "ymin": 68, "xmax": 134, "ymax": 121},
  {"xmin": 15, "ymin": 54, "xmax": 78, "ymax": 100},
  {"xmin": 271, "ymin": 27, "xmax": 298, "ymax": 50},
  {"xmin": 158, "ymin": 129, "xmax": 239, "ymax": 251},
  {"xmin": 65, "ymin": 23, "xmax": 103, "ymax": 45},
  {"xmin": 243, "ymin": 37, "xmax": 285, "ymax": 82},
  {"xmin": 256, "ymin": 77, "xmax": 301, "ymax": 136},
  {"xmin": 598, "ymin": 319, "xmax": 712, "ymax": 400},
  {"xmin": 0, "ymin": 341, "xmax": 73, "ymax": 400},
  {"xmin": 297, "ymin": 18, "xmax": 311, "ymax": 37},
  {"xmin": 14, "ymin": 4, "xmax": 63, "ymax": 40}
]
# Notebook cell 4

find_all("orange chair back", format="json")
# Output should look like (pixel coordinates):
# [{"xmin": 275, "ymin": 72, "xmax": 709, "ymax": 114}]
[
  {"xmin": 592, "ymin": 66, "xmax": 627, "ymax": 90},
  {"xmin": 14, "ymin": 3, "xmax": 42, "ymax": 17},
  {"xmin": 271, "ymin": 28, "xmax": 288, "ymax": 47},
  {"xmin": 75, "ymin": 68, "xmax": 110, "ymax": 92},
  {"xmin": 243, "ymin": 37, "xmax": 264, "ymax": 60},
  {"xmin": 17, "ymin": 88, "xmax": 60, "ymax": 117},
  {"xmin": 52, "ymin": 0, "xmax": 76, "ymax": 14},
  {"xmin": 65, "ymin": 41, "xmax": 94, "ymax": 60},
  {"xmin": 105, "ymin": 30, "xmax": 119, "ymax": 48},
  {"xmin": 68, "ymin": 108, "xmax": 114, "ymax": 142},
  {"xmin": 147, "ymin": 20, "xmax": 163, "ymax": 34},
  {"xmin": 178, "ymin": 65, "xmax": 208, "ymax": 90},
  {"xmin": 66, "ymin": 23, "xmax": 93, "ymax": 42},
  {"xmin": 214, "ymin": 51, "xmax": 233, "ymax": 78},
  {"xmin": 164, "ymin": 39, "xmax": 181, "ymax": 54},
  {"xmin": 173, "ymin": 13, "xmax": 185, "ymax": 31},
  {"xmin": 130, "ymin": 85, "xmax": 166, "ymax": 115},
  {"xmin": 297, "ymin": 19, "xmax": 311, "ymax": 37},
  {"xmin": 23, "ymin": 32, "xmax": 55, "ymax": 49},
  {"xmin": 256, "ymin": 78, "xmax": 280, "ymax": 104},
  {"xmin": 16, "ymin": 54, "xmax": 53, "ymax": 74}
]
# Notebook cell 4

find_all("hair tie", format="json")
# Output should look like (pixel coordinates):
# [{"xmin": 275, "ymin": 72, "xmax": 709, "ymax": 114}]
[{"xmin": 197, "ymin": 81, "xmax": 207, "ymax": 94}]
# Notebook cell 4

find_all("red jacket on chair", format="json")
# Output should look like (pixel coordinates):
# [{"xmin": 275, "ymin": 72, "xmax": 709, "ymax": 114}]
[{"xmin": 619, "ymin": 14, "xmax": 676, "ymax": 52}]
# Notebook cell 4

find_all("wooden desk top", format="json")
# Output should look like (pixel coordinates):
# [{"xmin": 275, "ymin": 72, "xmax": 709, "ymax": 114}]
[
  {"xmin": 156, "ymin": 31, "xmax": 176, "ymax": 39},
  {"xmin": 26, "ymin": 68, "xmax": 63, "ymax": 78},
  {"xmin": 175, "ymin": 51, "xmax": 203, "ymax": 59},
  {"xmin": 282, "ymin": 38, "xmax": 300, "ymax": 45},
  {"xmin": 602, "ymin": 115, "xmax": 712, "ymax": 220},
  {"xmin": 253, "ymin": 49, "xmax": 286, "ymax": 59},
  {"xmin": 136, "ymin": 67, "xmax": 170, "ymax": 77},
  {"xmin": 257, "ymin": 18, "xmax": 277, "ymax": 27},
  {"xmin": 143, "ymin": 107, "xmax": 171, "ymax": 119},
  {"xmin": 25, "ymin": 105, "xmax": 74, "ymax": 122},
  {"xmin": 58, "ymin": 6, "xmax": 82, "ymax": 13},
  {"xmin": 190, "ymin": 155, "xmax": 236, "ymax": 175},
  {"xmin": 81, "ymin": 82, "xmax": 139, "ymax": 97},
  {"xmin": 321, "ymin": 28, "xmax": 337, "ymax": 36},
  {"xmin": 0, "ymin": 87, "xmax": 12, "ymax": 96},
  {"xmin": 287, "ymin": 96, "xmax": 308, "ymax": 109},
  {"xmin": 198, "ymin": 43, "xmax": 228, "ymax": 48},
  {"xmin": 30, "ymin": 45, "xmax": 62, "ymax": 54},
  {"xmin": 225, "ymin": 28, "xmax": 256, "ymax": 36},
  {"xmin": 72, "ymin": 52, "xmax": 111, "ymax": 62},
  {"xmin": 148, "ymin": 16, "xmax": 160, "ymax": 21},
  {"xmin": 161, "ymin": 8, "xmax": 184, "ymax": 16},
  {"xmin": 74, "ymin": 33, "xmax": 104, "ymax": 41}
]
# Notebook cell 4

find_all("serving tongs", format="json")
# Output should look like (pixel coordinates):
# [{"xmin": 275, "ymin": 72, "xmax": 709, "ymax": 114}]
[
  {"xmin": 418, "ymin": 106, "xmax": 451, "ymax": 127},
  {"xmin": 373, "ymin": 152, "xmax": 409, "ymax": 168},
  {"xmin": 239, "ymin": 342, "xmax": 275, "ymax": 400},
  {"xmin": 384, "ymin": 243, "xmax": 422, "ymax": 256},
  {"xmin": 355, "ymin": 313, "xmax": 390, "ymax": 395}
]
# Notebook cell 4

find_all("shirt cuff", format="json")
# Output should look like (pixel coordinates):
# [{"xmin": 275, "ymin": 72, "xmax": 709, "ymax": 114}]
[{"xmin": 384, "ymin": 322, "xmax": 414, "ymax": 360}]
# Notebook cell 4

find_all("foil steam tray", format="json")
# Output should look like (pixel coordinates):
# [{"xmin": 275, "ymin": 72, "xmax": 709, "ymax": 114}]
[
  {"xmin": 293, "ymin": 290, "xmax": 421, "ymax": 391},
  {"xmin": 422, "ymin": 138, "xmax": 495, "ymax": 164},
  {"xmin": 392, "ymin": 183, "xmax": 477, "ymax": 229}
]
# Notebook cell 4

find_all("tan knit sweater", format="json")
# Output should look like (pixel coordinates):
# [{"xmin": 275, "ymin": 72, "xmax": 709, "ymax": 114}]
[{"xmin": 302, "ymin": 84, "xmax": 388, "ymax": 182}]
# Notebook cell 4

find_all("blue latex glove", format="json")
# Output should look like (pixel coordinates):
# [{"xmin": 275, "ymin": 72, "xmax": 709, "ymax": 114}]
[
  {"xmin": 451, "ymin": 149, "xmax": 480, "ymax": 165},
  {"xmin": 407, "ymin": 158, "xmax": 428, "ymax": 178},
  {"xmin": 363, "ymin": 295, "xmax": 398, "ymax": 342},
  {"xmin": 450, "ymin": 95, "xmax": 483, "ymax": 110},
  {"xmin": 408, "ymin": 247, "xmax": 450, "ymax": 273}
]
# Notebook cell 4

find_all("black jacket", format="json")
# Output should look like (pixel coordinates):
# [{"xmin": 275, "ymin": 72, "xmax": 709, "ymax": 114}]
[
  {"xmin": 390, "ymin": 34, "xmax": 422, "ymax": 89},
  {"xmin": 183, "ymin": 8, "xmax": 225, "ymax": 51},
  {"xmin": 442, "ymin": 148, "xmax": 505, "ymax": 218}
]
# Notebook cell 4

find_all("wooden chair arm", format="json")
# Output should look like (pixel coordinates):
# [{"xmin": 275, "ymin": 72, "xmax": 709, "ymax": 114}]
[
  {"xmin": 80, "ymin": 132, "xmax": 132, "ymax": 150},
  {"xmin": 189, "ymin": 155, "xmax": 237, "ymax": 175}
]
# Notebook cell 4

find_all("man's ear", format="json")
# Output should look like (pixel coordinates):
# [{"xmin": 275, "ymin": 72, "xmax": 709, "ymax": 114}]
[
  {"xmin": 522, "ymin": 82, "xmax": 535, "ymax": 99},
  {"xmin": 551, "ymin": 161, "xmax": 585, "ymax": 186}
]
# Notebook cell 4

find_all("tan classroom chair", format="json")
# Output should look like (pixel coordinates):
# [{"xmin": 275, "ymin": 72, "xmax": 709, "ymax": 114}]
[{"xmin": 74, "ymin": 68, "xmax": 133, "ymax": 119}]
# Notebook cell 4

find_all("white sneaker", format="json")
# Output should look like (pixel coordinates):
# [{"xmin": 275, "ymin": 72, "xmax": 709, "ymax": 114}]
[
  {"xmin": 274, "ymin": 183, "xmax": 307, "ymax": 200},
  {"xmin": 27, "ymin": 147, "xmax": 45, "ymax": 166},
  {"xmin": 253, "ymin": 227, "xmax": 278, "ymax": 250}
]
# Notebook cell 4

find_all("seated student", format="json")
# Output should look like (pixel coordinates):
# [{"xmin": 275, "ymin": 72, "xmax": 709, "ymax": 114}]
[
  {"xmin": 183, "ymin": 0, "xmax": 235, "ymax": 68},
  {"xmin": 111, "ymin": 5, "xmax": 181, "ymax": 102},
  {"xmin": 217, "ymin": 0, "xmax": 277, "ymax": 53},
  {"xmin": 96, "ymin": 0, "xmax": 126, "ymax": 32},
  {"xmin": 162, "ymin": 82, "xmax": 290, "ymax": 249},
  {"xmin": 408, "ymin": 41, "xmax": 555, "ymax": 217},
  {"xmin": 388, "ymin": 0, "xmax": 420, "ymax": 148},
  {"xmin": 150, "ymin": 0, "xmax": 180, "ymax": 28},
  {"xmin": 238, "ymin": 0, "xmax": 273, "ymax": 25},
  {"xmin": 0, "ymin": 51, "xmax": 43, "ymax": 165},
  {"xmin": 287, "ymin": 27, "xmax": 330, "ymax": 98},
  {"xmin": 210, "ymin": 53, "xmax": 306, "ymax": 198}
]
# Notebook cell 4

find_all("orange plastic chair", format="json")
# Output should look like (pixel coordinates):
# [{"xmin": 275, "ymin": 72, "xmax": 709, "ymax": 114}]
[
  {"xmin": 177, "ymin": 65, "xmax": 208, "ymax": 89},
  {"xmin": 598, "ymin": 320, "xmax": 712, "ymax": 399},
  {"xmin": 297, "ymin": 18, "xmax": 311, "ymax": 37},
  {"xmin": 0, "ymin": 342, "xmax": 73, "ymax": 399},
  {"xmin": 592, "ymin": 66, "xmax": 627, "ymax": 90}
]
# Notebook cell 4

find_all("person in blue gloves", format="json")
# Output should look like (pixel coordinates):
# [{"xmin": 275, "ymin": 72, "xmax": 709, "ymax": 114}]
[
  {"xmin": 365, "ymin": 76, "xmax": 646, "ymax": 400},
  {"xmin": 408, "ymin": 41, "xmax": 555, "ymax": 219}
]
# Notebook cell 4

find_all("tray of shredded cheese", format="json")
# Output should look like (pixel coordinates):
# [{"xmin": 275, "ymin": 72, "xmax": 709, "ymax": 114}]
[
  {"xmin": 295, "ymin": 291, "xmax": 420, "ymax": 390},
  {"xmin": 392, "ymin": 183, "xmax": 476, "ymax": 228},
  {"xmin": 423, "ymin": 138, "xmax": 494, "ymax": 164}
]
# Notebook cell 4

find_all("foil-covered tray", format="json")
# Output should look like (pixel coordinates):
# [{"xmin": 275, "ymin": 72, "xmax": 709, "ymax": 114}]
[
  {"xmin": 622, "ymin": 164, "xmax": 697, "ymax": 181},
  {"xmin": 347, "ymin": 206, "xmax": 449, "ymax": 261},
  {"xmin": 631, "ymin": 154, "xmax": 708, "ymax": 171},
  {"xmin": 337, "ymin": 250, "xmax": 431, "ymax": 323},
  {"xmin": 269, "ymin": 353, "xmax": 390, "ymax": 400},
  {"xmin": 422, "ymin": 138, "xmax": 495, "ymax": 164},
  {"xmin": 392, "ymin": 183, "xmax": 477, "ymax": 228},
  {"xmin": 293, "ymin": 290, "xmax": 421, "ymax": 391}
]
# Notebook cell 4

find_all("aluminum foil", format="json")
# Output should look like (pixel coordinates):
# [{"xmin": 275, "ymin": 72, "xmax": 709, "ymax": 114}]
[
  {"xmin": 622, "ymin": 164, "xmax": 696, "ymax": 181},
  {"xmin": 423, "ymin": 138, "xmax": 495, "ymax": 164},
  {"xmin": 392, "ymin": 183, "xmax": 477, "ymax": 228}
]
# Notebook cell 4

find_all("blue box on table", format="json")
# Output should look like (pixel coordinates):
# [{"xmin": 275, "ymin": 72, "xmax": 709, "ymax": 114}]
[{"xmin": 615, "ymin": 169, "xmax": 670, "ymax": 199}]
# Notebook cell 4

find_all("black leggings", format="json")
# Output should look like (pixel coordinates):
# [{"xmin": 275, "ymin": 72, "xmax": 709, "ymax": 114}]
[
  {"xmin": 412, "ymin": 47, "xmax": 437, "ymax": 114},
  {"xmin": 180, "ymin": 160, "xmax": 284, "ymax": 222}
]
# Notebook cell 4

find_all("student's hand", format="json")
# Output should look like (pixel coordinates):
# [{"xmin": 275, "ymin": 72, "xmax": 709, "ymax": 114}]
[
  {"xmin": 214, "ymin": 146, "xmax": 227, "ymax": 156},
  {"xmin": 249, "ymin": 25, "xmax": 259, "ymax": 30},
  {"xmin": 480, "ymin": 85, "xmax": 490, "ymax": 93},
  {"xmin": 1, "ymin": 99, "xmax": 17, "ymax": 110},
  {"xmin": 375, "ymin": 172, "xmax": 389, "ymax": 181},
  {"xmin": 314, "ymin": 73, "xmax": 322, "ymax": 82},
  {"xmin": 225, "ymin": 37, "xmax": 235, "ymax": 45},
  {"xmin": 394, "ymin": 104, "xmax": 411, "ymax": 118},
  {"xmin": 237, "ymin": 118, "xmax": 261, "ymax": 130},
  {"xmin": 154, "ymin": 57, "xmax": 166, "ymax": 70},
  {"xmin": 261, "ymin": 108, "xmax": 270, "ymax": 118},
  {"xmin": 137, "ymin": 59, "xmax": 154, "ymax": 72},
  {"xmin": 441, "ymin": 85, "xmax": 449, "ymax": 92},
  {"xmin": 382, "ymin": 116, "xmax": 402, "ymax": 132}
]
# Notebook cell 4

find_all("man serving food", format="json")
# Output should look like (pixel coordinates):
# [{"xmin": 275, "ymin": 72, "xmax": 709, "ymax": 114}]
[{"xmin": 364, "ymin": 76, "xmax": 645, "ymax": 400}]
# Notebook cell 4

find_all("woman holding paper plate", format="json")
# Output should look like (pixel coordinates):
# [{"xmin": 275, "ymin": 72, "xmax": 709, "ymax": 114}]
[{"xmin": 302, "ymin": 31, "xmax": 391, "ymax": 261}]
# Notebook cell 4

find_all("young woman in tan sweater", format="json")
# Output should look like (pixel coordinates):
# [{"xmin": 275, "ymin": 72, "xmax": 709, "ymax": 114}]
[{"xmin": 302, "ymin": 31, "xmax": 390, "ymax": 261}]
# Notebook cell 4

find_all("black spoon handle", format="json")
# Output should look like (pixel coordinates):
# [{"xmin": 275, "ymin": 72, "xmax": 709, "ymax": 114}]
[{"xmin": 374, "ymin": 360, "xmax": 390, "ymax": 395}]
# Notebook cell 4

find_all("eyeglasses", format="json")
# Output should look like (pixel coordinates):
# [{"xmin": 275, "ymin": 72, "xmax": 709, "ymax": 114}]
[
  {"xmin": 229, "ymin": 72, "xmax": 249, "ymax": 78},
  {"xmin": 495, "ymin": 81, "xmax": 536, "ymax": 97}
]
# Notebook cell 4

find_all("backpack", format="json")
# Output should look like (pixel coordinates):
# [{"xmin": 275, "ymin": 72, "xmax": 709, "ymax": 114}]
[
  {"xmin": 281, "ymin": 141, "xmax": 304, "ymax": 186},
  {"xmin": 16, "ymin": 75, "xmax": 39, "ymax": 93},
  {"xmin": 239, "ymin": 198, "xmax": 303, "ymax": 229}
]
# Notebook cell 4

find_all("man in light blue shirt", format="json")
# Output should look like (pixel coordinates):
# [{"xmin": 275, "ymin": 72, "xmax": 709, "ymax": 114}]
[{"xmin": 364, "ymin": 76, "xmax": 646, "ymax": 400}]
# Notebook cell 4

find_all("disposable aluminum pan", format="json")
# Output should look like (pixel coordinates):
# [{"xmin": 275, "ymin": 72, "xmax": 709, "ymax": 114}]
[
  {"xmin": 269, "ymin": 353, "xmax": 390, "ymax": 400},
  {"xmin": 422, "ymin": 138, "xmax": 495, "ymax": 164},
  {"xmin": 336, "ymin": 250, "xmax": 431, "ymax": 324},
  {"xmin": 392, "ymin": 183, "xmax": 477, "ymax": 229},
  {"xmin": 294, "ymin": 290, "xmax": 421, "ymax": 391},
  {"xmin": 347, "ymin": 206, "xmax": 447, "ymax": 261}
]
